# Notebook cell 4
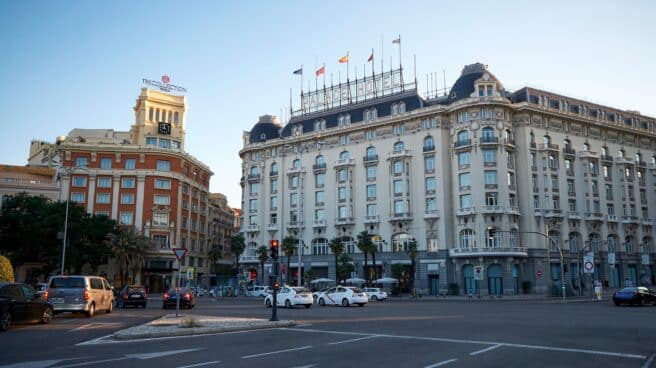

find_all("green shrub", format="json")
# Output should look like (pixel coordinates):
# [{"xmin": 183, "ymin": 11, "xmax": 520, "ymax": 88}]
[
  {"xmin": 447, "ymin": 282, "xmax": 460, "ymax": 296},
  {"xmin": 0, "ymin": 256, "xmax": 14, "ymax": 282}
]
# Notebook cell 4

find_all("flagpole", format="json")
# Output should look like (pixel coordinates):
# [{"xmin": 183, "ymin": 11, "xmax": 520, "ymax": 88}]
[
  {"xmin": 315, "ymin": 57, "xmax": 318, "ymax": 91},
  {"xmin": 381, "ymin": 34, "xmax": 384, "ymax": 76},
  {"xmin": 322, "ymin": 63, "xmax": 326, "ymax": 87},
  {"xmin": 300, "ymin": 65, "xmax": 304, "ymax": 113}
]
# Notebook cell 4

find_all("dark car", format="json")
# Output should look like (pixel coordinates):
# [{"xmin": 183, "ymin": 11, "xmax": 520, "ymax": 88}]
[
  {"xmin": 116, "ymin": 285, "xmax": 148, "ymax": 308},
  {"xmin": 0, "ymin": 282, "xmax": 53, "ymax": 331},
  {"xmin": 612, "ymin": 287, "xmax": 656, "ymax": 306},
  {"xmin": 162, "ymin": 288, "xmax": 195, "ymax": 309}
]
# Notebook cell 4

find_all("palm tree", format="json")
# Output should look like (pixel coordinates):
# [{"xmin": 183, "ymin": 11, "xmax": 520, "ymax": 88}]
[
  {"xmin": 230, "ymin": 234, "xmax": 246, "ymax": 277},
  {"xmin": 105, "ymin": 225, "xmax": 149, "ymax": 287},
  {"xmin": 281, "ymin": 235, "xmax": 296, "ymax": 284},
  {"xmin": 256, "ymin": 245, "xmax": 268, "ymax": 284},
  {"xmin": 328, "ymin": 237, "xmax": 344, "ymax": 283},
  {"xmin": 357, "ymin": 231, "xmax": 373, "ymax": 283},
  {"xmin": 370, "ymin": 240, "xmax": 379, "ymax": 282},
  {"xmin": 207, "ymin": 244, "xmax": 222, "ymax": 275},
  {"xmin": 406, "ymin": 238, "xmax": 418, "ymax": 296}
]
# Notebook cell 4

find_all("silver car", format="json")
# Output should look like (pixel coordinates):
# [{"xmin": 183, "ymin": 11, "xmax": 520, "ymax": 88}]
[{"xmin": 46, "ymin": 276, "xmax": 114, "ymax": 317}]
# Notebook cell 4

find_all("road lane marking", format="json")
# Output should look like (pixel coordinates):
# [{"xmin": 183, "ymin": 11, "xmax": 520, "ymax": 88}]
[
  {"xmin": 54, "ymin": 349, "xmax": 203, "ymax": 367},
  {"xmin": 0, "ymin": 360, "xmax": 62, "ymax": 368},
  {"xmin": 242, "ymin": 346, "xmax": 312, "ymax": 359},
  {"xmin": 288, "ymin": 327, "xmax": 646, "ymax": 360},
  {"xmin": 642, "ymin": 353, "xmax": 655, "ymax": 368},
  {"xmin": 470, "ymin": 344, "xmax": 502, "ymax": 355},
  {"xmin": 177, "ymin": 361, "xmax": 221, "ymax": 368},
  {"xmin": 69, "ymin": 322, "xmax": 121, "ymax": 332},
  {"xmin": 424, "ymin": 358, "xmax": 457, "ymax": 367},
  {"xmin": 291, "ymin": 365, "xmax": 318, "ymax": 368},
  {"xmin": 327, "ymin": 335, "xmax": 379, "ymax": 345}
]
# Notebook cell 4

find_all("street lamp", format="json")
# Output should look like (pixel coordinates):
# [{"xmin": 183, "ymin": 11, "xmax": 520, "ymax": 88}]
[{"xmin": 57, "ymin": 164, "xmax": 86, "ymax": 275}]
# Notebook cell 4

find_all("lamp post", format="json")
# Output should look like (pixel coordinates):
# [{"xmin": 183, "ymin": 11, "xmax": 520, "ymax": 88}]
[{"xmin": 57, "ymin": 164, "xmax": 85, "ymax": 276}]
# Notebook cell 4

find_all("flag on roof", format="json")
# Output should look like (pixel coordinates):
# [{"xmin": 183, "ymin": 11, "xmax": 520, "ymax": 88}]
[
  {"xmin": 293, "ymin": 67, "xmax": 302, "ymax": 75},
  {"xmin": 338, "ymin": 55, "xmax": 349, "ymax": 63},
  {"xmin": 368, "ymin": 52, "xmax": 374, "ymax": 62},
  {"xmin": 315, "ymin": 66, "xmax": 325, "ymax": 77}
]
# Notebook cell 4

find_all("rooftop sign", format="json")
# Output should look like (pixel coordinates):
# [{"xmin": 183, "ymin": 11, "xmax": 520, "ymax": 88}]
[{"xmin": 142, "ymin": 75, "xmax": 187, "ymax": 94}]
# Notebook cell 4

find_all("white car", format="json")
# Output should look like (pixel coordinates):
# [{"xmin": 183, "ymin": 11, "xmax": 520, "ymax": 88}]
[
  {"xmin": 317, "ymin": 286, "xmax": 368, "ymax": 307},
  {"xmin": 246, "ymin": 285, "xmax": 268, "ymax": 297},
  {"xmin": 264, "ymin": 287, "xmax": 313, "ymax": 309},
  {"xmin": 364, "ymin": 287, "xmax": 388, "ymax": 301}
]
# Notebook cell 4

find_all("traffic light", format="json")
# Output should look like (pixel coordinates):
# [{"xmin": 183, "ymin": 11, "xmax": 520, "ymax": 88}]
[
  {"xmin": 273, "ymin": 280, "xmax": 280, "ymax": 290},
  {"xmin": 269, "ymin": 239, "xmax": 279, "ymax": 259},
  {"xmin": 487, "ymin": 227, "xmax": 496, "ymax": 239}
]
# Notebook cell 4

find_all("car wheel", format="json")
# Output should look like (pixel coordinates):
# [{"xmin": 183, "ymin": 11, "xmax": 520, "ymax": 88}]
[
  {"xmin": 106, "ymin": 301, "xmax": 113, "ymax": 313},
  {"xmin": 285, "ymin": 300, "xmax": 292, "ymax": 309},
  {"xmin": 342, "ymin": 298, "xmax": 350, "ymax": 307},
  {"xmin": 0, "ymin": 311, "xmax": 11, "ymax": 331},
  {"xmin": 318, "ymin": 298, "xmax": 326, "ymax": 306},
  {"xmin": 371, "ymin": 295, "xmax": 378, "ymax": 301},
  {"xmin": 304, "ymin": 304, "xmax": 311, "ymax": 309},
  {"xmin": 265, "ymin": 299, "xmax": 272, "ymax": 307},
  {"xmin": 40, "ymin": 307, "xmax": 53, "ymax": 324},
  {"xmin": 86, "ymin": 303, "xmax": 95, "ymax": 318}
]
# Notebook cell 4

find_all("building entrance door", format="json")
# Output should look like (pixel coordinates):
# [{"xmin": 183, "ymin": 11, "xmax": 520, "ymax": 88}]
[
  {"xmin": 428, "ymin": 275, "xmax": 439, "ymax": 295},
  {"xmin": 488, "ymin": 264, "xmax": 503, "ymax": 295},
  {"xmin": 610, "ymin": 265, "xmax": 619, "ymax": 288},
  {"xmin": 463, "ymin": 265, "xmax": 475, "ymax": 295}
]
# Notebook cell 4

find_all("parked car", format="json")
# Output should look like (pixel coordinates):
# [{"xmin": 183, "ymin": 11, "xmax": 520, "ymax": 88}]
[
  {"xmin": 116, "ymin": 285, "xmax": 148, "ymax": 308},
  {"xmin": 364, "ymin": 287, "xmax": 388, "ymax": 301},
  {"xmin": 316, "ymin": 286, "xmax": 368, "ymax": 307},
  {"xmin": 163, "ymin": 288, "xmax": 195, "ymax": 309},
  {"xmin": 612, "ymin": 287, "xmax": 656, "ymax": 306},
  {"xmin": 264, "ymin": 286, "xmax": 313, "ymax": 308},
  {"xmin": 247, "ymin": 285, "xmax": 268, "ymax": 297},
  {"xmin": 34, "ymin": 283, "xmax": 48, "ymax": 298},
  {"xmin": 312, "ymin": 287, "xmax": 330, "ymax": 301},
  {"xmin": 0, "ymin": 282, "xmax": 53, "ymax": 331},
  {"xmin": 46, "ymin": 275, "xmax": 114, "ymax": 317}
]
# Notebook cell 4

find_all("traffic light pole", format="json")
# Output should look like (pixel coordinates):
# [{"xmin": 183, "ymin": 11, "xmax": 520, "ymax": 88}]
[{"xmin": 270, "ymin": 260, "xmax": 279, "ymax": 321}]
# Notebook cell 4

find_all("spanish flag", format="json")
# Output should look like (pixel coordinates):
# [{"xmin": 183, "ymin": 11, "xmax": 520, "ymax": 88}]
[
  {"xmin": 339, "ymin": 54, "xmax": 349, "ymax": 63},
  {"xmin": 316, "ymin": 66, "xmax": 325, "ymax": 77}
]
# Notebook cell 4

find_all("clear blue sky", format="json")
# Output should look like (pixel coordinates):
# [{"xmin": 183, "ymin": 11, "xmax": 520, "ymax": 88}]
[{"xmin": 1, "ymin": 0, "xmax": 654, "ymax": 207}]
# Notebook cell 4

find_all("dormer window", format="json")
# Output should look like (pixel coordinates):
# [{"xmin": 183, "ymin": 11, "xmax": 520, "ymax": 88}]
[
  {"xmin": 337, "ymin": 114, "xmax": 350, "ymax": 126},
  {"xmin": 398, "ymin": 102, "xmax": 406, "ymax": 113},
  {"xmin": 478, "ymin": 84, "xmax": 494, "ymax": 97},
  {"xmin": 364, "ymin": 108, "xmax": 377, "ymax": 122},
  {"xmin": 260, "ymin": 133, "xmax": 266, "ymax": 141},
  {"xmin": 294, "ymin": 124, "xmax": 303, "ymax": 136}
]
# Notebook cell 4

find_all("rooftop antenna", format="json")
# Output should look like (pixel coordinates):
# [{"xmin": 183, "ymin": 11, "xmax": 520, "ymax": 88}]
[
  {"xmin": 425, "ymin": 74, "xmax": 429, "ymax": 97},
  {"xmin": 443, "ymin": 69, "xmax": 447, "ymax": 96},
  {"xmin": 413, "ymin": 54, "xmax": 417, "ymax": 88}
]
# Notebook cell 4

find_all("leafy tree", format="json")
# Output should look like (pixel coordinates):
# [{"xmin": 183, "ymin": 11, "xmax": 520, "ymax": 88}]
[
  {"xmin": 406, "ymin": 238, "xmax": 418, "ymax": 295},
  {"xmin": 256, "ymin": 245, "xmax": 268, "ymax": 284},
  {"xmin": 68, "ymin": 214, "xmax": 116, "ymax": 274},
  {"xmin": 207, "ymin": 244, "xmax": 222, "ymax": 275},
  {"xmin": 230, "ymin": 234, "xmax": 246, "ymax": 275},
  {"xmin": 105, "ymin": 225, "xmax": 150, "ymax": 287},
  {"xmin": 281, "ymin": 235, "xmax": 296, "ymax": 284},
  {"xmin": 0, "ymin": 255, "xmax": 14, "ymax": 282},
  {"xmin": 357, "ymin": 231, "xmax": 374, "ymax": 283},
  {"xmin": 328, "ymin": 237, "xmax": 344, "ymax": 283}
]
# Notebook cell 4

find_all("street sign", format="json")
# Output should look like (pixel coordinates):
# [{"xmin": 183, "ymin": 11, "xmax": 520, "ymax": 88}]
[
  {"xmin": 536, "ymin": 270, "xmax": 543, "ymax": 278},
  {"xmin": 608, "ymin": 253, "xmax": 615, "ymax": 265},
  {"xmin": 474, "ymin": 266, "xmax": 484, "ymax": 281},
  {"xmin": 172, "ymin": 248, "xmax": 187, "ymax": 261},
  {"xmin": 583, "ymin": 254, "xmax": 594, "ymax": 274},
  {"xmin": 186, "ymin": 267, "xmax": 195, "ymax": 280}
]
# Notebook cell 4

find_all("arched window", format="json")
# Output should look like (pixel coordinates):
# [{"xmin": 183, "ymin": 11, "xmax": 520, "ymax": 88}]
[
  {"xmin": 371, "ymin": 108, "xmax": 377, "ymax": 120},
  {"xmin": 391, "ymin": 104, "xmax": 398, "ymax": 116},
  {"xmin": 481, "ymin": 127, "xmax": 495, "ymax": 143},
  {"xmin": 423, "ymin": 136, "xmax": 434, "ymax": 151},
  {"xmin": 391, "ymin": 233, "xmax": 412, "ymax": 252},
  {"xmin": 618, "ymin": 149, "xmax": 625, "ymax": 158},
  {"xmin": 486, "ymin": 227, "xmax": 500, "ymax": 248},
  {"xmin": 601, "ymin": 146, "xmax": 608, "ymax": 156},
  {"xmin": 459, "ymin": 229, "xmax": 475, "ymax": 249},
  {"xmin": 607, "ymin": 235, "xmax": 617, "ymax": 253},
  {"xmin": 339, "ymin": 151, "xmax": 350, "ymax": 160},
  {"xmin": 652, "ymin": 155, "xmax": 656, "ymax": 165},
  {"xmin": 393, "ymin": 160, "xmax": 403, "ymax": 174},
  {"xmin": 315, "ymin": 155, "xmax": 325, "ymax": 165},
  {"xmin": 398, "ymin": 102, "xmax": 406, "ymax": 113},
  {"xmin": 625, "ymin": 235, "xmax": 634, "ymax": 253},
  {"xmin": 457, "ymin": 130, "xmax": 469, "ymax": 144},
  {"xmin": 543, "ymin": 135, "xmax": 551, "ymax": 145},
  {"xmin": 249, "ymin": 166, "xmax": 259, "ymax": 176},
  {"xmin": 583, "ymin": 142, "xmax": 589, "ymax": 151},
  {"xmin": 588, "ymin": 233, "xmax": 601, "ymax": 253},
  {"xmin": 366, "ymin": 146, "xmax": 376, "ymax": 157},
  {"xmin": 529, "ymin": 132, "xmax": 535, "ymax": 144},
  {"xmin": 293, "ymin": 159, "xmax": 301, "ymax": 169},
  {"xmin": 270, "ymin": 163, "xmax": 278, "ymax": 175},
  {"xmin": 635, "ymin": 152, "xmax": 642, "ymax": 163},
  {"xmin": 393, "ymin": 141, "xmax": 404, "ymax": 152},
  {"xmin": 569, "ymin": 232, "xmax": 580, "ymax": 252},
  {"xmin": 260, "ymin": 133, "xmax": 266, "ymax": 141}
]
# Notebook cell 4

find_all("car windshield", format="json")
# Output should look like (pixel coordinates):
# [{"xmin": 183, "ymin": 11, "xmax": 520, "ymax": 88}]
[
  {"xmin": 292, "ymin": 287, "xmax": 309, "ymax": 293},
  {"xmin": 49, "ymin": 277, "xmax": 85, "ymax": 288},
  {"xmin": 619, "ymin": 287, "xmax": 638, "ymax": 292},
  {"xmin": 349, "ymin": 288, "xmax": 364, "ymax": 293}
]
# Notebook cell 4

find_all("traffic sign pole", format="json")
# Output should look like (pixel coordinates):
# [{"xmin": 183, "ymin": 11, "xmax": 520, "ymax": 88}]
[{"xmin": 172, "ymin": 248, "xmax": 187, "ymax": 318}]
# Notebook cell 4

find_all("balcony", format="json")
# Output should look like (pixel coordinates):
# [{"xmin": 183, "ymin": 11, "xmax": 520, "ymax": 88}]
[
  {"xmin": 286, "ymin": 221, "xmax": 304, "ymax": 229},
  {"xmin": 480, "ymin": 136, "xmax": 499, "ymax": 145},
  {"xmin": 387, "ymin": 149, "xmax": 412, "ymax": 160},
  {"xmin": 606, "ymin": 215, "xmax": 618, "ymax": 222},
  {"xmin": 579, "ymin": 151, "xmax": 599, "ymax": 160},
  {"xmin": 457, "ymin": 207, "xmax": 476, "ymax": 216},
  {"xmin": 563, "ymin": 147, "xmax": 576, "ymax": 156},
  {"xmin": 312, "ymin": 163, "xmax": 327, "ymax": 173},
  {"xmin": 267, "ymin": 223, "xmax": 278, "ymax": 231},
  {"xmin": 621, "ymin": 215, "xmax": 639, "ymax": 224},
  {"xmin": 614, "ymin": 157, "xmax": 632, "ymax": 165},
  {"xmin": 449, "ymin": 247, "xmax": 528, "ymax": 258},
  {"xmin": 335, "ymin": 217, "xmax": 355, "ymax": 225},
  {"xmin": 600, "ymin": 155, "xmax": 613, "ymax": 162},
  {"xmin": 636, "ymin": 161, "xmax": 647, "ymax": 167},
  {"xmin": 333, "ymin": 158, "xmax": 355, "ymax": 167},
  {"xmin": 424, "ymin": 209, "xmax": 440, "ymax": 219},
  {"xmin": 543, "ymin": 209, "xmax": 564, "ymax": 218},
  {"xmin": 245, "ymin": 224, "xmax": 260, "ymax": 233},
  {"xmin": 362, "ymin": 154, "xmax": 379, "ymax": 165},
  {"xmin": 389, "ymin": 212, "xmax": 413, "ymax": 221},
  {"xmin": 482, "ymin": 205, "xmax": 504, "ymax": 214},
  {"xmin": 504, "ymin": 138, "xmax": 516, "ymax": 148},
  {"xmin": 641, "ymin": 217, "xmax": 653, "ymax": 226},
  {"xmin": 269, "ymin": 170, "xmax": 279, "ymax": 177},
  {"xmin": 584, "ymin": 212, "xmax": 603, "ymax": 221},
  {"xmin": 364, "ymin": 215, "xmax": 379, "ymax": 224},
  {"xmin": 313, "ymin": 219, "xmax": 327, "ymax": 228},
  {"xmin": 508, "ymin": 206, "xmax": 521, "ymax": 215},
  {"xmin": 287, "ymin": 166, "xmax": 303, "ymax": 174},
  {"xmin": 454, "ymin": 139, "xmax": 472, "ymax": 150},
  {"xmin": 247, "ymin": 173, "xmax": 261, "ymax": 182},
  {"xmin": 539, "ymin": 143, "xmax": 560, "ymax": 151},
  {"xmin": 567, "ymin": 211, "xmax": 581, "ymax": 219},
  {"xmin": 423, "ymin": 145, "xmax": 436, "ymax": 152}
]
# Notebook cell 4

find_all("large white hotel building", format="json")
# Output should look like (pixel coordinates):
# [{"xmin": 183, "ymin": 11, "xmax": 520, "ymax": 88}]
[{"xmin": 238, "ymin": 63, "xmax": 655, "ymax": 295}]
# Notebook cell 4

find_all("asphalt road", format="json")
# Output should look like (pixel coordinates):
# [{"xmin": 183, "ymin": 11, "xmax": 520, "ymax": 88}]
[{"xmin": 1, "ymin": 296, "xmax": 654, "ymax": 368}]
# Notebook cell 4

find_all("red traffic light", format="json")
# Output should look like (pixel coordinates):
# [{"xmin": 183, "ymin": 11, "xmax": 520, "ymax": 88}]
[
  {"xmin": 270, "ymin": 239, "xmax": 279, "ymax": 248},
  {"xmin": 269, "ymin": 239, "xmax": 279, "ymax": 259}
]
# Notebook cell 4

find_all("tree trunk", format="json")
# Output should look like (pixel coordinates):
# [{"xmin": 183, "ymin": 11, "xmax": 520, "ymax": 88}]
[
  {"xmin": 371, "ymin": 251, "xmax": 377, "ymax": 281},
  {"xmin": 363, "ymin": 252, "xmax": 368, "ymax": 283}
]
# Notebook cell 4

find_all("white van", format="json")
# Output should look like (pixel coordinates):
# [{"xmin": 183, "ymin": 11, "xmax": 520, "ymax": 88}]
[{"xmin": 46, "ymin": 275, "xmax": 114, "ymax": 317}]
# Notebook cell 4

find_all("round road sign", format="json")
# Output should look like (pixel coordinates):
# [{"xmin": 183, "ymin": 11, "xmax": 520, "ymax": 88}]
[
  {"xmin": 536, "ymin": 270, "xmax": 543, "ymax": 278},
  {"xmin": 584, "ymin": 261, "xmax": 594, "ymax": 272}
]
